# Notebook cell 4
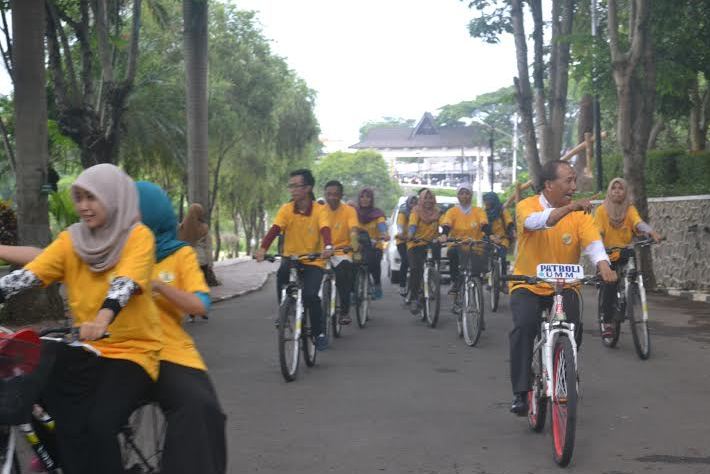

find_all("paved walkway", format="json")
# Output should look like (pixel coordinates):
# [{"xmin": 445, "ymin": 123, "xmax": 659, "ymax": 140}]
[{"xmin": 211, "ymin": 258, "xmax": 278, "ymax": 302}]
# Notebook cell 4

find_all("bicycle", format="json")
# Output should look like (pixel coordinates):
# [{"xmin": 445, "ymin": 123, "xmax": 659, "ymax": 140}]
[
  {"xmin": 486, "ymin": 240, "xmax": 506, "ymax": 313},
  {"xmin": 598, "ymin": 238, "xmax": 659, "ymax": 359},
  {"xmin": 0, "ymin": 326, "xmax": 164, "ymax": 473},
  {"xmin": 266, "ymin": 253, "xmax": 322, "ymax": 382},
  {"xmin": 410, "ymin": 238, "xmax": 441, "ymax": 328},
  {"xmin": 449, "ymin": 239, "xmax": 487, "ymax": 346},
  {"xmin": 504, "ymin": 265, "xmax": 599, "ymax": 467},
  {"xmin": 353, "ymin": 237, "xmax": 386, "ymax": 329},
  {"xmin": 320, "ymin": 247, "xmax": 352, "ymax": 339}
]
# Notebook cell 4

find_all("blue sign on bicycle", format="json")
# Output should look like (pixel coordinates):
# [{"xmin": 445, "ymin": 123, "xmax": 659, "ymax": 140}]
[{"xmin": 536, "ymin": 264, "xmax": 584, "ymax": 280}]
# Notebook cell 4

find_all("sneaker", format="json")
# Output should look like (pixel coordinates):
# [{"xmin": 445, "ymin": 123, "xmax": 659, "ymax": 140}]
[
  {"xmin": 373, "ymin": 285, "xmax": 383, "ymax": 300},
  {"xmin": 339, "ymin": 312, "xmax": 352, "ymax": 325},
  {"xmin": 510, "ymin": 393, "xmax": 528, "ymax": 416},
  {"xmin": 399, "ymin": 286, "xmax": 408, "ymax": 297},
  {"xmin": 315, "ymin": 333, "xmax": 329, "ymax": 351},
  {"xmin": 601, "ymin": 323, "xmax": 614, "ymax": 339}
]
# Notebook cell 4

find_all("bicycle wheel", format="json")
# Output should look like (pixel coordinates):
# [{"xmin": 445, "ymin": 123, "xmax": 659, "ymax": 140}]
[
  {"xmin": 355, "ymin": 267, "xmax": 369, "ymax": 328},
  {"xmin": 0, "ymin": 427, "xmax": 21, "ymax": 474},
  {"xmin": 628, "ymin": 283, "xmax": 651, "ymax": 360},
  {"xmin": 302, "ymin": 308, "xmax": 317, "ymax": 367},
  {"xmin": 489, "ymin": 257, "xmax": 501, "ymax": 312},
  {"xmin": 120, "ymin": 403, "xmax": 166, "ymax": 473},
  {"xmin": 551, "ymin": 336, "xmax": 578, "ymax": 467},
  {"xmin": 331, "ymin": 289, "xmax": 343, "ymax": 338},
  {"xmin": 424, "ymin": 269, "xmax": 441, "ymax": 328},
  {"xmin": 278, "ymin": 296, "xmax": 300, "ymax": 382},
  {"xmin": 462, "ymin": 277, "xmax": 483, "ymax": 347},
  {"xmin": 598, "ymin": 286, "xmax": 620, "ymax": 348},
  {"xmin": 453, "ymin": 279, "xmax": 463, "ymax": 337},
  {"xmin": 528, "ymin": 341, "xmax": 547, "ymax": 432}
]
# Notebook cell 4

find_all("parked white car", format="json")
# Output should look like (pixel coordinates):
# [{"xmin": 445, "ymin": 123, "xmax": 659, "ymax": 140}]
[{"xmin": 385, "ymin": 195, "xmax": 458, "ymax": 284}]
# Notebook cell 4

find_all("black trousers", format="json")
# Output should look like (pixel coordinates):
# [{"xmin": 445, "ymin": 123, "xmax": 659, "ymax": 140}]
[
  {"xmin": 43, "ymin": 345, "xmax": 152, "ymax": 474},
  {"xmin": 277, "ymin": 262, "xmax": 325, "ymax": 336},
  {"xmin": 155, "ymin": 361, "xmax": 227, "ymax": 474},
  {"xmin": 397, "ymin": 243, "xmax": 409, "ymax": 288},
  {"xmin": 366, "ymin": 248, "xmax": 383, "ymax": 286},
  {"xmin": 509, "ymin": 288, "xmax": 582, "ymax": 394},
  {"xmin": 333, "ymin": 259, "xmax": 354, "ymax": 313},
  {"xmin": 599, "ymin": 254, "xmax": 631, "ymax": 322},
  {"xmin": 407, "ymin": 245, "xmax": 440, "ymax": 300}
]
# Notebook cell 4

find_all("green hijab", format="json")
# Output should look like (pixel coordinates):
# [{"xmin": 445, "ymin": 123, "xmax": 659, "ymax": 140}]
[{"xmin": 136, "ymin": 181, "xmax": 188, "ymax": 262}]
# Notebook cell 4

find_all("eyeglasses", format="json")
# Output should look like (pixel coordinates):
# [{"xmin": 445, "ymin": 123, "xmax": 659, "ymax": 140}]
[{"xmin": 287, "ymin": 183, "xmax": 307, "ymax": 190}]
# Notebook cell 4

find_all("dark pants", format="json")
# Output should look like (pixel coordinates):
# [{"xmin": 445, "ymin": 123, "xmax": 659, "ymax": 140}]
[
  {"xmin": 277, "ymin": 262, "xmax": 325, "ymax": 336},
  {"xmin": 509, "ymin": 288, "xmax": 582, "ymax": 394},
  {"xmin": 43, "ymin": 345, "xmax": 152, "ymax": 474},
  {"xmin": 448, "ymin": 246, "xmax": 487, "ymax": 284},
  {"xmin": 497, "ymin": 246, "xmax": 509, "ymax": 276},
  {"xmin": 333, "ymin": 259, "xmax": 354, "ymax": 314},
  {"xmin": 155, "ymin": 361, "xmax": 227, "ymax": 474},
  {"xmin": 366, "ymin": 248, "xmax": 383, "ymax": 286},
  {"xmin": 600, "ymin": 253, "xmax": 632, "ymax": 322},
  {"xmin": 407, "ymin": 245, "xmax": 440, "ymax": 300},
  {"xmin": 397, "ymin": 243, "xmax": 409, "ymax": 288}
]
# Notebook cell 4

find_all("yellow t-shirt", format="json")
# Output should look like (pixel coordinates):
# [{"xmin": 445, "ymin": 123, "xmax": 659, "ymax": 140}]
[
  {"xmin": 440, "ymin": 206, "xmax": 489, "ymax": 240},
  {"xmin": 359, "ymin": 216, "xmax": 387, "ymax": 250},
  {"xmin": 25, "ymin": 225, "xmax": 162, "ymax": 380},
  {"xmin": 407, "ymin": 210, "xmax": 439, "ymax": 249},
  {"xmin": 593, "ymin": 204, "xmax": 642, "ymax": 261},
  {"xmin": 511, "ymin": 195, "xmax": 602, "ymax": 296},
  {"xmin": 323, "ymin": 203, "xmax": 359, "ymax": 251},
  {"xmin": 395, "ymin": 211, "xmax": 409, "ymax": 245},
  {"xmin": 488, "ymin": 208, "xmax": 514, "ymax": 249},
  {"xmin": 273, "ymin": 201, "xmax": 329, "ymax": 268},
  {"xmin": 153, "ymin": 246, "xmax": 209, "ymax": 371}
]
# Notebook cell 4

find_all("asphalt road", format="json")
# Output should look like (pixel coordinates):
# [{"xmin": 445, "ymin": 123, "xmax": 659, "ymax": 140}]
[{"xmin": 191, "ymin": 278, "xmax": 710, "ymax": 474}]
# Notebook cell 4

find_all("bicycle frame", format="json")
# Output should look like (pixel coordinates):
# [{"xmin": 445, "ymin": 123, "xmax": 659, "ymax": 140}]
[
  {"xmin": 282, "ymin": 262, "xmax": 305, "ymax": 356},
  {"xmin": 320, "ymin": 259, "xmax": 338, "ymax": 321},
  {"xmin": 624, "ymin": 254, "xmax": 649, "ymax": 323}
]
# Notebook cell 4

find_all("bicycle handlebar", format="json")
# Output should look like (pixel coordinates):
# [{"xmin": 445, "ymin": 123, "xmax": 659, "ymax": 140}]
[
  {"xmin": 605, "ymin": 237, "xmax": 663, "ymax": 254},
  {"xmin": 502, "ymin": 274, "xmax": 600, "ymax": 286}
]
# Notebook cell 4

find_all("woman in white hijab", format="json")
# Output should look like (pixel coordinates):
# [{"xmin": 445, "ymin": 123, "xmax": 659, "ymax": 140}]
[{"xmin": 0, "ymin": 164, "xmax": 161, "ymax": 474}]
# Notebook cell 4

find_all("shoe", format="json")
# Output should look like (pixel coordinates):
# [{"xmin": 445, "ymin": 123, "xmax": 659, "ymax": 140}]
[
  {"xmin": 339, "ymin": 312, "xmax": 352, "ymax": 325},
  {"xmin": 373, "ymin": 285, "xmax": 383, "ymax": 300},
  {"xmin": 399, "ymin": 286, "xmax": 407, "ymax": 297},
  {"xmin": 410, "ymin": 301, "xmax": 421, "ymax": 316},
  {"xmin": 601, "ymin": 323, "xmax": 614, "ymax": 338},
  {"xmin": 510, "ymin": 393, "xmax": 528, "ymax": 416},
  {"xmin": 315, "ymin": 333, "xmax": 329, "ymax": 351}
]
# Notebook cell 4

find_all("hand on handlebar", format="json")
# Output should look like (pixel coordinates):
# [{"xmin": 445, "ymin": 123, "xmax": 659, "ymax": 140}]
[
  {"xmin": 646, "ymin": 231, "xmax": 664, "ymax": 243},
  {"xmin": 80, "ymin": 309, "xmax": 112, "ymax": 341},
  {"xmin": 437, "ymin": 235, "xmax": 449, "ymax": 244},
  {"xmin": 255, "ymin": 248, "xmax": 266, "ymax": 262},
  {"xmin": 597, "ymin": 261, "xmax": 617, "ymax": 284}
]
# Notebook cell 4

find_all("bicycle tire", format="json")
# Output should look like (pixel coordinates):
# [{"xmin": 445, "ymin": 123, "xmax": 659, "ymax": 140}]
[
  {"xmin": 120, "ymin": 403, "xmax": 166, "ymax": 473},
  {"xmin": 462, "ymin": 277, "xmax": 483, "ymax": 347},
  {"xmin": 598, "ymin": 286, "xmax": 620, "ymax": 348},
  {"xmin": 551, "ymin": 336, "xmax": 578, "ymax": 467},
  {"xmin": 355, "ymin": 267, "xmax": 369, "ymax": 328},
  {"xmin": 321, "ymin": 278, "xmax": 331, "ymax": 341},
  {"xmin": 528, "ymin": 341, "xmax": 547, "ymax": 432},
  {"xmin": 424, "ymin": 269, "xmax": 441, "ymax": 328},
  {"xmin": 0, "ymin": 428, "xmax": 21, "ymax": 474},
  {"xmin": 628, "ymin": 283, "xmax": 651, "ymax": 360},
  {"xmin": 278, "ymin": 297, "xmax": 300, "ymax": 382},
  {"xmin": 302, "ymin": 308, "xmax": 317, "ymax": 367},
  {"xmin": 332, "ymin": 289, "xmax": 343, "ymax": 338},
  {"xmin": 489, "ymin": 257, "xmax": 501, "ymax": 312}
]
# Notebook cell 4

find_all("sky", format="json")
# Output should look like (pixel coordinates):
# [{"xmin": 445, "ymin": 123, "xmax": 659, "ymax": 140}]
[{"xmin": 231, "ymin": 0, "xmax": 518, "ymax": 150}]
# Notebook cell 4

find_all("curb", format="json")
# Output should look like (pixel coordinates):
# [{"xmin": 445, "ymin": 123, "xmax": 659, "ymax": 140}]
[
  {"xmin": 211, "ymin": 272, "xmax": 274, "ymax": 303},
  {"xmin": 654, "ymin": 288, "xmax": 710, "ymax": 304}
]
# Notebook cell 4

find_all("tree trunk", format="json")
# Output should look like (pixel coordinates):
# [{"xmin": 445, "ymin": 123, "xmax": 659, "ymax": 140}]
[
  {"xmin": 213, "ymin": 202, "xmax": 221, "ymax": 261},
  {"xmin": 6, "ymin": 0, "xmax": 63, "ymax": 324},
  {"xmin": 547, "ymin": 0, "xmax": 575, "ymax": 162},
  {"xmin": 689, "ymin": 73, "xmax": 709, "ymax": 151},
  {"xmin": 511, "ymin": 0, "xmax": 543, "ymax": 186},
  {"xmin": 183, "ymin": 0, "xmax": 209, "ymax": 213},
  {"xmin": 576, "ymin": 94, "xmax": 593, "ymax": 172},
  {"xmin": 647, "ymin": 118, "xmax": 665, "ymax": 150}
]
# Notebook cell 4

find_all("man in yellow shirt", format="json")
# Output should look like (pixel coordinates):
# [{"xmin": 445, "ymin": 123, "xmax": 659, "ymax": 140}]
[
  {"xmin": 509, "ymin": 160, "xmax": 616, "ymax": 416},
  {"xmin": 256, "ymin": 169, "xmax": 334, "ymax": 351},
  {"xmin": 322, "ymin": 180, "xmax": 360, "ymax": 325},
  {"xmin": 441, "ymin": 182, "xmax": 490, "ymax": 295}
]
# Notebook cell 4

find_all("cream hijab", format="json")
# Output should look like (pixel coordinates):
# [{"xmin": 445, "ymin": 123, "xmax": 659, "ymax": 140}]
[
  {"xmin": 602, "ymin": 177, "xmax": 632, "ymax": 228},
  {"xmin": 68, "ymin": 164, "xmax": 140, "ymax": 272}
]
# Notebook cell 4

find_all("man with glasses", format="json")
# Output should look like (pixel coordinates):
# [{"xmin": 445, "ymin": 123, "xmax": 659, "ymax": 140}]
[
  {"xmin": 256, "ymin": 169, "xmax": 334, "ymax": 351},
  {"xmin": 508, "ymin": 160, "xmax": 616, "ymax": 415}
]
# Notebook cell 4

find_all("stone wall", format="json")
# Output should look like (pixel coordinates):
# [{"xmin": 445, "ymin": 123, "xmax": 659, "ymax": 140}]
[{"xmin": 646, "ymin": 196, "xmax": 710, "ymax": 291}]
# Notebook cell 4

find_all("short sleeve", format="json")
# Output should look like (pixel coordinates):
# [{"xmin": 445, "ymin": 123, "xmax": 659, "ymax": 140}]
[
  {"xmin": 376, "ymin": 216, "xmax": 386, "ymax": 225},
  {"xmin": 478, "ymin": 208, "xmax": 488, "ymax": 225},
  {"xmin": 347, "ymin": 207, "xmax": 360, "ymax": 230},
  {"xmin": 579, "ymin": 213, "xmax": 603, "ymax": 249},
  {"xmin": 397, "ymin": 212, "xmax": 407, "ymax": 227},
  {"xmin": 440, "ymin": 208, "xmax": 454, "ymax": 228},
  {"xmin": 409, "ymin": 211, "xmax": 421, "ymax": 227},
  {"xmin": 177, "ymin": 247, "xmax": 209, "ymax": 294},
  {"xmin": 112, "ymin": 224, "xmax": 156, "ymax": 292},
  {"xmin": 593, "ymin": 205, "xmax": 607, "ymax": 236},
  {"xmin": 628, "ymin": 206, "xmax": 643, "ymax": 229},
  {"xmin": 317, "ymin": 204, "xmax": 330, "ymax": 230},
  {"xmin": 516, "ymin": 200, "xmax": 533, "ymax": 235},
  {"xmin": 25, "ymin": 231, "xmax": 69, "ymax": 286},
  {"xmin": 272, "ymin": 204, "xmax": 290, "ymax": 230}
]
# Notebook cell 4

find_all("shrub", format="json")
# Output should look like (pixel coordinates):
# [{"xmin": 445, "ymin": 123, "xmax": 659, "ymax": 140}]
[{"xmin": 0, "ymin": 199, "xmax": 17, "ymax": 246}]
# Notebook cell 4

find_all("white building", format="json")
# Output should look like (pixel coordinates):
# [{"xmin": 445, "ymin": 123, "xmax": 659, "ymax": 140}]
[{"xmin": 350, "ymin": 112, "xmax": 503, "ymax": 195}]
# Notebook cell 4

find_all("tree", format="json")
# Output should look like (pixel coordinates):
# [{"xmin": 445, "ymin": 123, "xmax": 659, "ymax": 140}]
[
  {"xmin": 314, "ymin": 150, "xmax": 402, "ymax": 212},
  {"xmin": 44, "ymin": 0, "xmax": 143, "ymax": 167},
  {"xmin": 3, "ymin": 0, "xmax": 63, "ymax": 323}
]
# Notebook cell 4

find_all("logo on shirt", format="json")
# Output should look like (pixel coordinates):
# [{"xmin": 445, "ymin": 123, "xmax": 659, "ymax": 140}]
[
  {"xmin": 561, "ymin": 233, "xmax": 573, "ymax": 245},
  {"xmin": 159, "ymin": 271, "xmax": 175, "ymax": 283}
]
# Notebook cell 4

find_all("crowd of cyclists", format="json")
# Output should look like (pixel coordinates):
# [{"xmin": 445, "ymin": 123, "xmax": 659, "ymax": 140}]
[
  {"xmin": 256, "ymin": 160, "xmax": 663, "ymax": 417},
  {"xmin": 0, "ymin": 159, "xmax": 663, "ymax": 473}
]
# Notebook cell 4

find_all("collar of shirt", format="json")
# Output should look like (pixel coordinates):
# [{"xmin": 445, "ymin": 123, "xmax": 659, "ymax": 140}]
[
  {"xmin": 539, "ymin": 193, "xmax": 552, "ymax": 209},
  {"xmin": 293, "ymin": 200, "xmax": 314, "ymax": 216}
]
